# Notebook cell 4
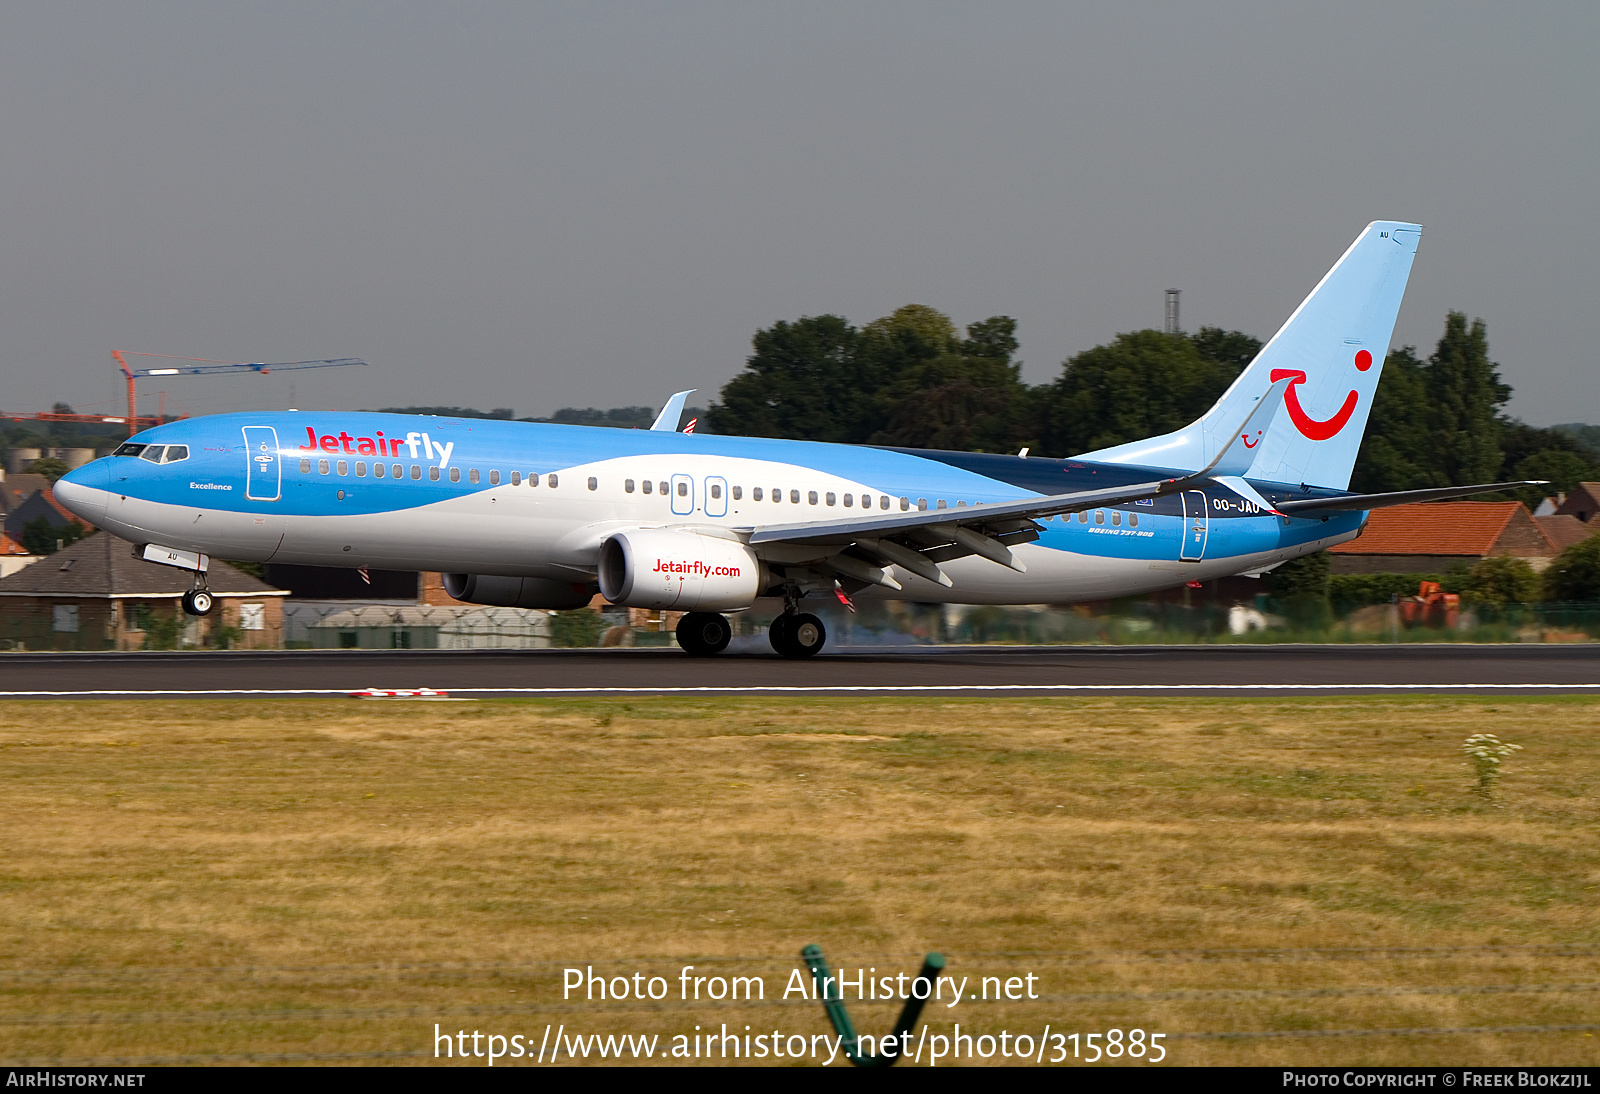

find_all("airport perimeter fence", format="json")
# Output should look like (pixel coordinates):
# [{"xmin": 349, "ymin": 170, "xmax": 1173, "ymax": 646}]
[
  {"xmin": 3, "ymin": 596, "xmax": 1600, "ymax": 652},
  {"xmin": 5, "ymin": 942, "xmax": 1598, "ymax": 1065}
]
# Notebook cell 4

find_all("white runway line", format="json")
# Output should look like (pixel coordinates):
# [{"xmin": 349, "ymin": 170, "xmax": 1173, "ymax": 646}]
[{"xmin": 1, "ymin": 683, "xmax": 1598, "ymax": 697}]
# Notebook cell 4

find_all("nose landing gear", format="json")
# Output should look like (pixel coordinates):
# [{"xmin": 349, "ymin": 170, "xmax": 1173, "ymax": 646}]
[
  {"xmin": 675, "ymin": 612, "xmax": 732, "ymax": 656},
  {"xmin": 180, "ymin": 587, "xmax": 214, "ymax": 617}
]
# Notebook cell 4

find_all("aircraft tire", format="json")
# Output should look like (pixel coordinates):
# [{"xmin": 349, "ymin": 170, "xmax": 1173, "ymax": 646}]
[
  {"xmin": 182, "ymin": 590, "xmax": 214, "ymax": 617},
  {"xmin": 773, "ymin": 612, "xmax": 825, "ymax": 659},
  {"xmin": 676, "ymin": 612, "xmax": 731, "ymax": 656}
]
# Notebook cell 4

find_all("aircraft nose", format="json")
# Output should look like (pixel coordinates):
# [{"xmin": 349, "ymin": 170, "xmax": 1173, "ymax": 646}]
[{"xmin": 54, "ymin": 462, "xmax": 110, "ymax": 524}]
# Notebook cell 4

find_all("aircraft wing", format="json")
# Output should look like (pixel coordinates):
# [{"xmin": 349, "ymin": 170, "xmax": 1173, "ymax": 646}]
[
  {"xmin": 1275, "ymin": 480, "xmax": 1549, "ymax": 514},
  {"xmin": 739, "ymin": 478, "xmax": 1170, "ymax": 588}
]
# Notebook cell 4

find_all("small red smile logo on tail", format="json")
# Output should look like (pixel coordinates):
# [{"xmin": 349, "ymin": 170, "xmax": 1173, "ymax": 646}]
[{"xmin": 1270, "ymin": 350, "xmax": 1372, "ymax": 441}]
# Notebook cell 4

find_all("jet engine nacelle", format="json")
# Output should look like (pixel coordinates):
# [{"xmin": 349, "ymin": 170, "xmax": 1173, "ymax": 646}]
[
  {"xmin": 598, "ymin": 528, "xmax": 764, "ymax": 611},
  {"xmin": 442, "ymin": 573, "xmax": 597, "ymax": 610}
]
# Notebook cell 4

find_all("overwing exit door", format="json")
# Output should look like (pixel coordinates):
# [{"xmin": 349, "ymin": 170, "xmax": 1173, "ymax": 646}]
[
  {"xmin": 1180, "ymin": 490, "xmax": 1209, "ymax": 561},
  {"xmin": 670, "ymin": 473, "xmax": 694, "ymax": 516},
  {"xmin": 242, "ymin": 426, "xmax": 282, "ymax": 502}
]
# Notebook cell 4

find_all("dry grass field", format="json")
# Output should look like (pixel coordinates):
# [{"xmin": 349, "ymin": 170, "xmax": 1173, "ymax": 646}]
[{"xmin": 1, "ymin": 696, "xmax": 1597, "ymax": 1067}]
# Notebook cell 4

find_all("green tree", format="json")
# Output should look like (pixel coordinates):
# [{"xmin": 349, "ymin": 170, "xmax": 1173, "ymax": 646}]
[
  {"xmin": 1425, "ymin": 312, "xmax": 1510, "ymax": 486},
  {"xmin": 20, "ymin": 516, "xmax": 86, "ymax": 555},
  {"xmin": 1036, "ymin": 330, "xmax": 1244, "ymax": 456},
  {"xmin": 1461, "ymin": 556, "xmax": 1540, "ymax": 608},
  {"xmin": 1542, "ymin": 535, "xmax": 1600, "ymax": 602},
  {"xmin": 549, "ymin": 608, "xmax": 606, "ymax": 647},
  {"xmin": 869, "ymin": 315, "xmax": 1035, "ymax": 452},
  {"xmin": 1350, "ymin": 347, "xmax": 1434, "ymax": 492},
  {"xmin": 23, "ymin": 457, "xmax": 70, "ymax": 483},
  {"xmin": 704, "ymin": 314, "xmax": 867, "ymax": 442}
]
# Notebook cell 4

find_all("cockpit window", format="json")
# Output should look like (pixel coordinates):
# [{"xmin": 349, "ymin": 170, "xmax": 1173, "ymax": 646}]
[
  {"xmin": 138, "ymin": 446, "xmax": 166, "ymax": 463},
  {"xmin": 112, "ymin": 443, "xmax": 146, "ymax": 457},
  {"xmin": 162, "ymin": 445, "xmax": 189, "ymax": 463}
]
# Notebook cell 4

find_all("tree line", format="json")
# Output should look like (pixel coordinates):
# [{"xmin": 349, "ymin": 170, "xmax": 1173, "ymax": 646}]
[{"xmin": 702, "ymin": 305, "xmax": 1600, "ymax": 502}]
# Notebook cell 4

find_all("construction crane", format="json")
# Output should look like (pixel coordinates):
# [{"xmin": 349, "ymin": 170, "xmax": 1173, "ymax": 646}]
[{"xmin": 113, "ymin": 351, "xmax": 367, "ymax": 437}]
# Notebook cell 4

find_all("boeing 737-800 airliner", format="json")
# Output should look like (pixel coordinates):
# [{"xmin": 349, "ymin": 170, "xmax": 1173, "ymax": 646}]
[{"xmin": 53, "ymin": 222, "xmax": 1537, "ymax": 658}]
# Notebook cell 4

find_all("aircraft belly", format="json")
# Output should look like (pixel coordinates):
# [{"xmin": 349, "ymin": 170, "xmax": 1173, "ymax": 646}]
[{"xmin": 100, "ymin": 494, "xmax": 286, "ymax": 561}]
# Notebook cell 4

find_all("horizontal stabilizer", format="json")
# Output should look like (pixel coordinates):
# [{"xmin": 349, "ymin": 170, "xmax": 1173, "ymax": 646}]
[{"xmin": 1276, "ymin": 481, "xmax": 1549, "ymax": 514}]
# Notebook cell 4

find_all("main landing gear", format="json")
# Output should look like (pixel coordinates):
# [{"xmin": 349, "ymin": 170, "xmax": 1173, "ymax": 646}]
[
  {"xmin": 672, "ymin": 609, "xmax": 828, "ymax": 658},
  {"xmin": 676, "ymin": 612, "xmax": 732, "ymax": 657},
  {"xmin": 770, "ymin": 612, "xmax": 825, "ymax": 660}
]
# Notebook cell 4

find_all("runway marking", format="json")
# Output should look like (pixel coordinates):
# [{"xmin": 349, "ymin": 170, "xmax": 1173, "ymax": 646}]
[{"xmin": 2, "ymin": 683, "xmax": 1598, "ymax": 697}]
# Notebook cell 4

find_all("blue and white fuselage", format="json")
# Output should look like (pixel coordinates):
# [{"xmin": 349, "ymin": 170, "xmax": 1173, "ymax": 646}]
[
  {"xmin": 60, "ymin": 221, "xmax": 1526, "ymax": 654},
  {"xmin": 56, "ymin": 412, "xmax": 1361, "ymax": 604}
]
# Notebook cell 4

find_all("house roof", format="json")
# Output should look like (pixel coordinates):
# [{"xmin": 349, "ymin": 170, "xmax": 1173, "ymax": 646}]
[
  {"xmin": 0, "ymin": 534, "xmax": 30, "ymax": 556},
  {"xmin": 1328, "ymin": 501, "xmax": 1553, "ymax": 557},
  {"xmin": 1555, "ymin": 482, "xmax": 1600, "ymax": 521},
  {"xmin": 2, "ymin": 486, "xmax": 90, "ymax": 539},
  {"xmin": 0, "ymin": 532, "xmax": 288, "ymax": 598},
  {"xmin": 2, "ymin": 474, "xmax": 52, "ymax": 513},
  {"xmin": 1534, "ymin": 514, "xmax": 1596, "ymax": 552}
]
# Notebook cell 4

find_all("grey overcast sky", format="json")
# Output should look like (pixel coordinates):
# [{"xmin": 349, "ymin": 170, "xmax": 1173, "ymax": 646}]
[{"xmin": 1, "ymin": 2, "xmax": 1596, "ymax": 426}]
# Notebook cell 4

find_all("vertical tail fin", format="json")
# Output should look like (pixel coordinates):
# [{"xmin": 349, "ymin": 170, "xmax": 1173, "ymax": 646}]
[{"xmin": 1079, "ymin": 221, "xmax": 1422, "ymax": 489}]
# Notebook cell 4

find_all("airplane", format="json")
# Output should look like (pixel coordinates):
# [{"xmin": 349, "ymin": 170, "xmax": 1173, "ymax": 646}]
[{"xmin": 54, "ymin": 221, "xmax": 1540, "ymax": 659}]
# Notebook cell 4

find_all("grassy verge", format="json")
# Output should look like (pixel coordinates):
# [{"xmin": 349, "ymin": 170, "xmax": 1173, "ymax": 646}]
[{"xmin": 1, "ymin": 697, "xmax": 1596, "ymax": 1066}]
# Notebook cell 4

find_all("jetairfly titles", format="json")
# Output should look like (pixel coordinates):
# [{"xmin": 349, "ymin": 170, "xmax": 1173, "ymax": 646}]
[{"xmin": 54, "ymin": 222, "xmax": 1541, "ymax": 658}]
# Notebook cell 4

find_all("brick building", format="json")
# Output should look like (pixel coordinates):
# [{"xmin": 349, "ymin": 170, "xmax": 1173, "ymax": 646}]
[
  {"xmin": 1327, "ymin": 501, "xmax": 1560, "ymax": 575},
  {"xmin": 0, "ymin": 532, "xmax": 288, "ymax": 650}
]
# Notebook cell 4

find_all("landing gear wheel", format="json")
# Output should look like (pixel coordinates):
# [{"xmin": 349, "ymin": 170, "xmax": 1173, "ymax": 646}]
[
  {"xmin": 675, "ymin": 612, "xmax": 732, "ymax": 656},
  {"xmin": 770, "ymin": 612, "xmax": 825, "ymax": 659},
  {"xmin": 181, "ymin": 590, "xmax": 214, "ymax": 617}
]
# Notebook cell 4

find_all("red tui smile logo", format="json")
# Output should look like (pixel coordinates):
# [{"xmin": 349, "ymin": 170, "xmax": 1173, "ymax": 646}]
[{"xmin": 1270, "ymin": 350, "xmax": 1372, "ymax": 441}]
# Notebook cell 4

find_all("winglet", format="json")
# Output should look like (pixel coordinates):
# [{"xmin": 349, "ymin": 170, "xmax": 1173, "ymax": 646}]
[
  {"xmin": 650, "ymin": 390, "xmax": 696, "ymax": 432},
  {"xmin": 1193, "ymin": 376, "xmax": 1291, "ymax": 479}
]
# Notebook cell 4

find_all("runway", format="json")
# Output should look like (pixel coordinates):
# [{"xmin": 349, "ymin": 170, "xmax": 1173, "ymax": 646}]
[{"xmin": 1, "ymin": 643, "xmax": 1597, "ymax": 697}]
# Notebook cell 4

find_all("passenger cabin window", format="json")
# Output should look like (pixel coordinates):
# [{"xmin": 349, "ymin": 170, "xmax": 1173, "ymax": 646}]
[
  {"xmin": 625, "ymin": 479, "xmax": 635, "ymax": 493},
  {"xmin": 468, "ymin": 469, "xmax": 479, "ymax": 484},
  {"xmin": 355, "ymin": 462, "xmax": 366, "ymax": 477},
  {"xmin": 732, "ymin": 486, "xmax": 742, "ymax": 500},
  {"xmin": 511, "ymin": 471, "xmax": 521, "ymax": 486},
  {"xmin": 843, "ymin": 493, "xmax": 853, "ymax": 507},
  {"xmin": 936, "ymin": 499, "xmax": 946, "ymax": 509},
  {"xmin": 900, "ymin": 497, "xmax": 910, "ymax": 511},
  {"xmin": 450, "ymin": 467, "xmax": 462, "ymax": 483},
  {"xmin": 825, "ymin": 492, "xmax": 836, "ymax": 506},
  {"xmin": 374, "ymin": 462, "xmax": 386, "ymax": 478},
  {"xmin": 790, "ymin": 489, "xmax": 800, "ymax": 504},
  {"xmin": 676, "ymin": 481, "xmax": 687, "ymax": 496},
  {"xmin": 337, "ymin": 460, "xmax": 348, "ymax": 476},
  {"xmin": 710, "ymin": 483, "xmax": 722, "ymax": 499},
  {"xmin": 528, "ymin": 473, "xmax": 540, "ymax": 487},
  {"xmin": 429, "ymin": 466, "xmax": 441, "ymax": 481},
  {"xmin": 490, "ymin": 471, "xmax": 500, "ymax": 486},
  {"xmin": 917, "ymin": 498, "xmax": 927, "ymax": 511},
  {"xmin": 752, "ymin": 487, "xmax": 762, "ymax": 501},
  {"xmin": 1077, "ymin": 511, "xmax": 1087, "ymax": 523},
  {"xmin": 319, "ymin": 459, "xmax": 331, "ymax": 475},
  {"xmin": 880, "ymin": 496, "xmax": 890, "ymax": 510},
  {"xmin": 163, "ymin": 446, "xmax": 189, "ymax": 462},
  {"xmin": 1112, "ymin": 511, "xmax": 1121, "ymax": 526},
  {"xmin": 393, "ymin": 464, "xmax": 404, "ymax": 478},
  {"xmin": 300, "ymin": 458, "xmax": 311, "ymax": 473},
  {"xmin": 588, "ymin": 477, "xmax": 598, "ymax": 491},
  {"xmin": 657, "ymin": 480, "xmax": 666, "ymax": 494},
  {"xmin": 641, "ymin": 480, "xmax": 652, "ymax": 494},
  {"xmin": 1129, "ymin": 513, "xmax": 1138, "ymax": 527},
  {"xmin": 808, "ymin": 491, "xmax": 818, "ymax": 505},
  {"xmin": 1094, "ymin": 510, "xmax": 1104, "ymax": 524},
  {"xmin": 410, "ymin": 465, "xmax": 421, "ymax": 479},
  {"xmin": 549, "ymin": 474, "xmax": 559, "ymax": 489},
  {"xmin": 139, "ymin": 446, "xmax": 165, "ymax": 463}
]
